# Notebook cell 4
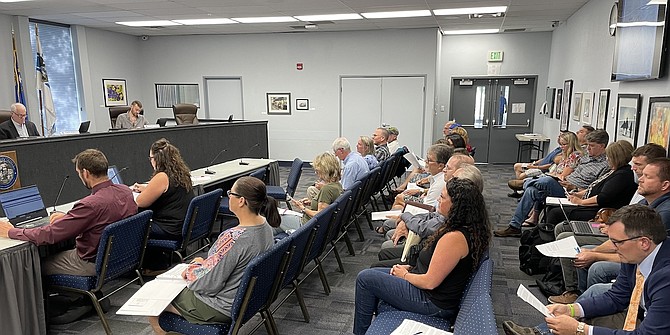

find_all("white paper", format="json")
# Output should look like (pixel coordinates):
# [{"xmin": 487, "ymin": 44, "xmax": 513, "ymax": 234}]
[
  {"xmin": 516, "ymin": 284, "xmax": 551, "ymax": 317},
  {"xmin": 546, "ymin": 197, "xmax": 578, "ymax": 207},
  {"xmin": 0, "ymin": 237, "xmax": 26, "ymax": 251},
  {"xmin": 279, "ymin": 207, "xmax": 303, "ymax": 217},
  {"xmin": 191, "ymin": 175, "xmax": 212, "ymax": 183},
  {"xmin": 512, "ymin": 103, "xmax": 526, "ymax": 114},
  {"xmin": 403, "ymin": 203, "xmax": 430, "ymax": 215},
  {"xmin": 403, "ymin": 152, "xmax": 425, "ymax": 170},
  {"xmin": 535, "ymin": 236, "xmax": 580, "ymax": 258},
  {"xmin": 407, "ymin": 183, "xmax": 421, "ymax": 191},
  {"xmin": 371, "ymin": 210, "xmax": 402, "ymax": 221},
  {"xmin": 117, "ymin": 264, "xmax": 188, "ymax": 316},
  {"xmin": 391, "ymin": 319, "xmax": 453, "ymax": 335},
  {"xmin": 156, "ymin": 263, "xmax": 189, "ymax": 280}
]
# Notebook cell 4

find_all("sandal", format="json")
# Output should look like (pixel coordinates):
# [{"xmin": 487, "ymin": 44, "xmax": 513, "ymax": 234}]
[
  {"xmin": 375, "ymin": 226, "xmax": 386, "ymax": 234},
  {"xmin": 521, "ymin": 220, "xmax": 537, "ymax": 227}
]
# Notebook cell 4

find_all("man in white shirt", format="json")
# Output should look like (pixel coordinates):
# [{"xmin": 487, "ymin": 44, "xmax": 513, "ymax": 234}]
[
  {"xmin": 0, "ymin": 103, "xmax": 40, "ymax": 140},
  {"xmin": 386, "ymin": 126, "xmax": 401, "ymax": 154}
]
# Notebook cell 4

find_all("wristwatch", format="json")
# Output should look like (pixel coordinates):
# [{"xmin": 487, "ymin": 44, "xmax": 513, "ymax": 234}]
[{"xmin": 576, "ymin": 322, "xmax": 586, "ymax": 335}]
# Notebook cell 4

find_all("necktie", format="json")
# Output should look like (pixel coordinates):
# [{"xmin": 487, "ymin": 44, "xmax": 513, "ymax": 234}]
[{"xmin": 623, "ymin": 267, "xmax": 644, "ymax": 330}]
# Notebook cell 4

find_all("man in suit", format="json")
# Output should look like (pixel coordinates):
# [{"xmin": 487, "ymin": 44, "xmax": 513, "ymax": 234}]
[
  {"xmin": 503, "ymin": 204, "xmax": 670, "ymax": 335},
  {"xmin": 0, "ymin": 103, "xmax": 40, "ymax": 140}
]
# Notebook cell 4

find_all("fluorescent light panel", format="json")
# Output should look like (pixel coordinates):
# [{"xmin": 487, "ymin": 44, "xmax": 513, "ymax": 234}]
[
  {"xmin": 433, "ymin": 6, "xmax": 508, "ymax": 16},
  {"xmin": 294, "ymin": 13, "xmax": 362, "ymax": 21},
  {"xmin": 231, "ymin": 16, "xmax": 297, "ymax": 23},
  {"xmin": 442, "ymin": 29, "xmax": 500, "ymax": 35},
  {"xmin": 172, "ymin": 18, "xmax": 237, "ymax": 25},
  {"xmin": 0, "ymin": 0, "xmax": 33, "ymax": 2},
  {"xmin": 116, "ymin": 20, "xmax": 181, "ymax": 27},
  {"xmin": 362, "ymin": 10, "xmax": 431, "ymax": 19}
]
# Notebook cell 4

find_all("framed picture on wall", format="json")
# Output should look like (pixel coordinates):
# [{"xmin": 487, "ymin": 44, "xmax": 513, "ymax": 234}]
[
  {"xmin": 546, "ymin": 87, "xmax": 556, "ymax": 118},
  {"xmin": 615, "ymin": 94, "xmax": 642, "ymax": 147},
  {"xmin": 645, "ymin": 96, "xmax": 670, "ymax": 149},
  {"xmin": 554, "ymin": 88, "xmax": 563, "ymax": 119},
  {"xmin": 581, "ymin": 92, "xmax": 594, "ymax": 125},
  {"xmin": 573, "ymin": 92, "xmax": 582, "ymax": 122},
  {"xmin": 560, "ymin": 79, "xmax": 573, "ymax": 131},
  {"xmin": 296, "ymin": 99, "xmax": 309, "ymax": 110},
  {"xmin": 266, "ymin": 93, "xmax": 291, "ymax": 115},
  {"xmin": 102, "ymin": 79, "xmax": 127, "ymax": 107},
  {"xmin": 595, "ymin": 89, "xmax": 610, "ymax": 129}
]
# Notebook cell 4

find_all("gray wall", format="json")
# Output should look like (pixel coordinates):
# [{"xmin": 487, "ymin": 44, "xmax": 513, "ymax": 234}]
[{"xmin": 0, "ymin": 14, "xmax": 12, "ymax": 108}]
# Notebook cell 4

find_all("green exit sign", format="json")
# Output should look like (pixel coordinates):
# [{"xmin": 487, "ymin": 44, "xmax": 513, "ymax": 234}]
[{"xmin": 488, "ymin": 50, "xmax": 504, "ymax": 62}]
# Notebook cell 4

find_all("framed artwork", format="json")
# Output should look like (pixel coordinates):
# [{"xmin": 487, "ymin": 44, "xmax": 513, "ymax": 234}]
[
  {"xmin": 573, "ymin": 92, "xmax": 582, "ymax": 122},
  {"xmin": 560, "ymin": 79, "xmax": 573, "ymax": 131},
  {"xmin": 266, "ymin": 93, "xmax": 291, "ymax": 115},
  {"xmin": 296, "ymin": 98, "xmax": 309, "ymax": 110},
  {"xmin": 103, "ymin": 79, "xmax": 127, "ymax": 107},
  {"xmin": 546, "ymin": 87, "xmax": 556, "ymax": 118},
  {"xmin": 554, "ymin": 88, "xmax": 563, "ymax": 119},
  {"xmin": 595, "ymin": 89, "xmax": 610, "ymax": 129},
  {"xmin": 581, "ymin": 92, "xmax": 594, "ymax": 125},
  {"xmin": 616, "ymin": 94, "xmax": 642, "ymax": 147},
  {"xmin": 646, "ymin": 96, "xmax": 670, "ymax": 149}
]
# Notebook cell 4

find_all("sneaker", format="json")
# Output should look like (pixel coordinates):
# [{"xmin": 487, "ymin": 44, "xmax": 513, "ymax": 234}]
[
  {"xmin": 502, "ymin": 321, "xmax": 540, "ymax": 335},
  {"xmin": 548, "ymin": 290, "xmax": 580, "ymax": 304},
  {"xmin": 494, "ymin": 226, "xmax": 522, "ymax": 237}
]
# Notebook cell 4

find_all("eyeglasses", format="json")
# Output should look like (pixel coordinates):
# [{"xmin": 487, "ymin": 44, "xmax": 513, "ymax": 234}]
[
  {"xmin": 610, "ymin": 235, "xmax": 644, "ymax": 247},
  {"xmin": 227, "ymin": 190, "xmax": 242, "ymax": 198},
  {"xmin": 13, "ymin": 112, "xmax": 27, "ymax": 118},
  {"xmin": 148, "ymin": 156, "xmax": 154, "ymax": 160}
]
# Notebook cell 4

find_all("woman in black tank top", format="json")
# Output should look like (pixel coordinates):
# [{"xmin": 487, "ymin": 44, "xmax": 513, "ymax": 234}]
[{"xmin": 353, "ymin": 179, "xmax": 491, "ymax": 335}]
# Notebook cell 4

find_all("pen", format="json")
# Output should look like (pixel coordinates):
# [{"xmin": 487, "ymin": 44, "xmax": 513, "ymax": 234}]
[
  {"xmin": 574, "ymin": 247, "xmax": 581, "ymax": 253},
  {"xmin": 412, "ymin": 332, "xmax": 423, "ymax": 335}
]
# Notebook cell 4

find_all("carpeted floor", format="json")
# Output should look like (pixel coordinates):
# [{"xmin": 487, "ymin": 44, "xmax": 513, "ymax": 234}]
[{"xmin": 49, "ymin": 163, "xmax": 548, "ymax": 334}]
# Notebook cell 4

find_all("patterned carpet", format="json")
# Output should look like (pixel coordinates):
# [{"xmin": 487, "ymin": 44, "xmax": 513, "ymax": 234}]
[{"xmin": 49, "ymin": 164, "xmax": 547, "ymax": 334}]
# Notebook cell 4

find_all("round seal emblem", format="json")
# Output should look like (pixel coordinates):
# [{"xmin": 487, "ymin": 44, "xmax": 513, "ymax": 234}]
[{"xmin": 0, "ymin": 155, "xmax": 18, "ymax": 190}]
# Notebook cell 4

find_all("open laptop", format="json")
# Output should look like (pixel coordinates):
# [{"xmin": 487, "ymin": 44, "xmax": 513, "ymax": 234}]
[
  {"xmin": 0, "ymin": 185, "xmax": 51, "ymax": 228},
  {"xmin": 556, "ymin": 198, "xmax": 606, "ymax": 237},
  {"xmin": 78, "ymin": 121, "xmax": 91, "ymax": 134},
  {"xmin": 107, "ymin": 165, "xmax": 124, "ymax": 185}
]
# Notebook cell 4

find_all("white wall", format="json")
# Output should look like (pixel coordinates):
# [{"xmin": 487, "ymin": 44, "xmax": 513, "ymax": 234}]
[
  {"xmin": 0, "ymin": 14, "xmax": 13, "ymax": 108},
  {"xmin": 437, "ymin": 32, "xmax": 553, "ymax": 140}
]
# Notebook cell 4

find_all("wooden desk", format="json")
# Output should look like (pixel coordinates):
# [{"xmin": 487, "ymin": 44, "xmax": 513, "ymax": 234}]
[{"xmin": 515, "ymin": 133, "xmax": 550, "ymax": 162}]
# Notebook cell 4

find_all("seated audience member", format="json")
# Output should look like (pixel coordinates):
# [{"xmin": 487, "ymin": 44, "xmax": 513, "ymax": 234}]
[
  {"xmin": 357, "ymin": 135, "xmax": 379, "ymax": 169},
  {"xmin": 133, "ymin": 138, "xmax": 195, "ymax": 240},
  {"xmin": 278, "ymin": 152, "xmax": 343, "ymax": 233},
  {"xmin": 449, "ymin": 126, "xmax": 474, "ymax": 156},
  {"xmin": 0, "ymin": 102, "xmax": 40, "ymax": 140},
  {"xmin": 494, "ymin": 130, "xmax": 610, "ymax": 237},
  {"xmin": 148, "ymin": 177, "xmax": 275, "ymax": 333},
  {"xmin": 386, "ymin": 126, "xmax": 401, "ymax": 154},
  {"xmin": 393, "ymin": 140, "xmax": 458, "ymax": 193},
  {"xmin": 442, "ymin": 121, "xmax": 458, "ymax": 137},
  {"xmin": 372, "ymin": 127, "xmax": 391, "ymax": 161},
  {"xmin": 0, "ymin": 149, "xmax": 137, "ymax": 276},
  {"xmin": 354, "ymin": 178, "xmax": 490, "ymax": 335},
  {"xmin": 503, "ymin": 204, "xmax": 670, "ymax": 335},
  {"xmin": 390, "ymin": 144, "xmax": 450, "ymax": 210},
  {"xmin": 332, "ymin": 137, "xmax": 369, "ymax": 190},
  {"xmin": 114, "ymin": 100, "xmax": 147, "ymax": 129}
]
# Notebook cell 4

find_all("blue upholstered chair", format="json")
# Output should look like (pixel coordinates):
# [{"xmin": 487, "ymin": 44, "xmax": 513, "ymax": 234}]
[
  {"xmin": 219, "ymin": 168, "xmax": 268, "ymax": 217},
  {"xmin": 158, "ymin": 235, "xmax": 293, "ymax": 335},
  {"xmin": 295, "ymin": 201, "xmax": 338, "ymax": 295},
  {"xmin": 147, "ymin": 189, "xmax": 223, "ymax": 263},
  {"xmin": 46, "ymin": 210, "xmax": 153, "ymax": 335},
  {"xmin": 266, "ymin": 158, "xmax": 303, "ymax": 208}
]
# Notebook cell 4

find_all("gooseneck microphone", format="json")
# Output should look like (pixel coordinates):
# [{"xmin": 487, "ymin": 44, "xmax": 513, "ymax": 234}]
[
  {"xmin": 52, "ymin": 175, "xmax": 69, "ymax": 214},
  {"xmin": 239, "ymin": 143, "xmax": 260, "ymax": 165},
  {"xmin": 205, "ymin": 148, "xmax": 228, "ymax": 174},
  {"xmin": 110, "ymin": 166, "xmax": 129, "ymax": 184}
]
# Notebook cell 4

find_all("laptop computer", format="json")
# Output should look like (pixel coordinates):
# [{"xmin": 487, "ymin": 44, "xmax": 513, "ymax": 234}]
[
  {"xmin": 107, "ymin": 165, "xmax": 124, "ymax": 185},
  {"xmin": 0, "ymin": 185, "xmax": 51, "ymax": 228},
  {"xmin": 555, "ymin": 198, "xmax": 606, "ymax": 237},
  {"xmin": 78, "ymin": 121, "xmax": 91, "ymax": 134}
]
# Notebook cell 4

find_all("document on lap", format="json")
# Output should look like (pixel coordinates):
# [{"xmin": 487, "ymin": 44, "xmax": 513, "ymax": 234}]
[
  {"xmin": 517, "ymin": 284, "xmax": 551, "ymax": 317},
  {"xmin": 391, "ymin": 319, "xmax": 453, "ymax": 335},
  {"xmin": 117, "ymin": 263, "xmax": 188, "ymax": 316},
  {"xmin": 535, "ymin": 236, "xmax": 580, "ymax": 258},
  {"xmin": 371, "ymin": 210, "xmax": 402, "ymax": 221}
]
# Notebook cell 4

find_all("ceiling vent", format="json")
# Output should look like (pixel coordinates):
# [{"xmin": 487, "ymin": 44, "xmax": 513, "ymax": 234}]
[{"xmin": 503, "ymin": 28, "xmax": 527, "ymax": 33}]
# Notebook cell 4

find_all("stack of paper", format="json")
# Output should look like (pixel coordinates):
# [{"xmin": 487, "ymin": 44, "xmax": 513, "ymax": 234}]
[
  {"xmin": 117, "ymin": 263, "xmax": 189, "ymax": 316},
  {"xmin": 391, "ymin": 319, "xmax": 452, "ymax": 335}
]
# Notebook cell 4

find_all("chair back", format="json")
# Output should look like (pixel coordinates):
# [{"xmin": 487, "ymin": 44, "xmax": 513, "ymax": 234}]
[
  {"xmin": 172, "ymin": 104, "xmax": 199, "ymax": 125},
  {"xmin": 0, "ymin": 110, "xmax": 12, "ymax": 124},
  {"xmin": 181, "ymin": 189, "xmax": 223, "ymax": 250},
  {"xmin": 109, "ymin": 106, "xmax": 130, "ymax": 128},
  {"xmin": 285, "ymin": 158, "xmax": 304, "ymax": 197},
  {"xmin": 229, "ymin": 236, "xmax": 292, "ymax": 333},
  {"xmin": 94, "ymin": 210, "xmax": 153, "ymax": 288},
  {"xmin": 249, "ymin": 168, "xmax": 266, "ymax": 182},
  {"xmin": 324, "ymin": 189, "xmax": 354, "ymax": 246},
  {"xmin": 454, "ymin": 254, "xmax": 493, "ymax": 326},
  {"xmin": 278, "ymin": 215, "xmax": 318, "ymax": 292},
  {"xmin": 301, "ymin": 201, "xmax": 337, "ymax": 268}
]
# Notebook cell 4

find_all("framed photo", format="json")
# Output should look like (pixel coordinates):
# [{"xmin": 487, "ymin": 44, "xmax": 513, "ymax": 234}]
[
  {"xmin": 266, "ymin": 93, "xmax": 291, "ymax": 115},
  {"xmin": 554, "ymin": 88, "xmax": 563, "ymax": 119},
  {"xmin": 646, "ymin": 96, "xmax": 670, "ymax": 149},
  {"xmin": 560, "ymin": 79, "xmax": 573, "ymax": 131},
  {"xmin": 296, "ymin": 99, "xmax": 309, "ymax": 110},
  {"xmin": 581, "ymin": 92, "xmax": 594, "ymax": 125},
  {"xmin": 545, "ymin": 87, "xmax": 556, "ymax": 118},
  {"xmin": 573, "ymin": 92, "xmax": 582, "ymax": 122},
  {"xmin": 595, "ymin": 89, "xmax": 610, "ymax": 129},
  {"xmin": 103, "ymin": 79, "xmax": 127, "ymax": 107},
  {"xmin": 616, "ymin": 94, "xmax": 642, "ymax": 147}
]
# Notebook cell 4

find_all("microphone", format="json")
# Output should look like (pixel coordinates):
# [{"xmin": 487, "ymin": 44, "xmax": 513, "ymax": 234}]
[
  {"xmin": 227, "ymin": 114, "xmax": 233, "ymax": 122},
  {"xmin": 239, "ymin": 143, "xmax": 260, "ymax": 165},
  {"xmin": 205, "ymin": 148, "xmax": 228, "ymax": 174},
  {"xmin": 110, "ymin": 166, "xmax": 129, "ymax": 184},
  {"xmin": 52, "ymin": 175, "xmax": 69, "ymax": 214}
]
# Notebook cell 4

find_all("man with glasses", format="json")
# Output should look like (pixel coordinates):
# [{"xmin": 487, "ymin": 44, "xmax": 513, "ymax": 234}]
[
  {"xmin": 0, "ymin": 103, "xmax": 40, "ymax": 140},
  {"xmin": 503, "ymin": 204, "xmax": 670, "ymax": 335},
  {"xmin": 332, "ymin": 137, "xmax": 369, "ymax": 191}
]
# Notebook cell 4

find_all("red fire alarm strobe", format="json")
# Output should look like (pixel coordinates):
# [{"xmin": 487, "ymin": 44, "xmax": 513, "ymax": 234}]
[{"xmin": 297, "ymin": 63, "xmax": 303, "ymax": 70}]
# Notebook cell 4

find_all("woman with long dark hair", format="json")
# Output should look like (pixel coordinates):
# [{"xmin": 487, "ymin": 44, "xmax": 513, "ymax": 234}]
[{"xmin": 353, "ymin": 178, "xmax": 491, "ymax": 334}]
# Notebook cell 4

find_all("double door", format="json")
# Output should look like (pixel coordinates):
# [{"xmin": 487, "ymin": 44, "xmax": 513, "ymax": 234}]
[{"xmin": 450, "ymin": 77, "xmax": 537, "ymax": 163}]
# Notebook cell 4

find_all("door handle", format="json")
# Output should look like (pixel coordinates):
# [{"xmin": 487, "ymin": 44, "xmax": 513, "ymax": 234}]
[
  {"xmin": 494, "ymin": 119, "xmax": 530, "ymax": 128},
  {"xmin": 459, "ymin": 124, "xmax": 488, "ymax": 128}
]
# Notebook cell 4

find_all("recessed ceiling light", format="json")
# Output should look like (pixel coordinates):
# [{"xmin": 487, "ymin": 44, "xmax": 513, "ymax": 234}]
[
  {"xmin": 442, "ymin": 29, "xmax": 500, "ymax": 35},
  {"xmin": 231, "ymin": 16, "xmax": 297, "ymax": 23},
  {"xmin": 172, "ymin": 18, "xmax": 237, "ymax": 25},
  {"xmin": 116, "ymin": 20, "xmax": 181, "ymax": 27},
  {"xmin": 361, "ymin": 10, "xmax": 432, "ymax": 19},
  {"xmin": 294, "ymin": 13, "xmax": 362, "ymax": 21},
  {"xmin": 433, "ymin": 6, "xmax": 508, "ymax": 16}
]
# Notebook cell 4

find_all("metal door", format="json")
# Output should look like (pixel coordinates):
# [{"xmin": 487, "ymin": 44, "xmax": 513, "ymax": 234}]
[{"xmin": 449, "ymin": 77, "xmax": 536, "ymax": 163}]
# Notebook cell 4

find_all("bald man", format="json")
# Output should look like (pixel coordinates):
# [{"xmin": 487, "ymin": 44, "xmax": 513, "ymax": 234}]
[{"xmin": 0, "ymin": 103, "xmax": 40, "ymax": 140}]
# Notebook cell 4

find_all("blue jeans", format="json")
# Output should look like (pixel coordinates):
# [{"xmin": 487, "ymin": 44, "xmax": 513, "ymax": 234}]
[
  {"xmin": 354, "ymin": 268, "xmax": 452, "ymax": 335},
  {"xmin": 578, "ymin": 261, "xmax": 620, "ymax": 292},
  {"xmin": 510, "ymin": 176, "xmax": 566, "ymax": 229}
]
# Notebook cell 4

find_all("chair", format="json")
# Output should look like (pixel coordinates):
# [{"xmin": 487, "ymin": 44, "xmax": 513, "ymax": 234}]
[
  {"xmin": 158, "ymin": 235, "xmax": 293, "ymax": 335},
  {"xmin": 147, "ymin": 189, "xmax": 223, "ymax": 263},
  {"xmin": 108, "ymin": 106, "xmax": 130, "ymax": 128},
  {"xmin": 218, "ymin": 168, "xmax": 268, "ymax": 223},
  {"xmin": 172, "ymin": 104, "xmax": 199, "ymax": 125},
  {"xmin": 266, "ymin": 158, "xmax": 303, "ymax": 208},
  {"xmin": 294, "ymin": 201, "xmax": 338, "ymax": 295},
  {"xmin": 46, "ymin": 210, "xmax": 153, "ymax": 335},
  {"xmin": 0, "ymin": 109, "xmax": 12, "ymax": 124}
]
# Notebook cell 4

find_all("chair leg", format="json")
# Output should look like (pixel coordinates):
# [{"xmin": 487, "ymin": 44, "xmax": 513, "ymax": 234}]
[
  {"xmin": 352, "ymin": 218, "xmax": 365, "ymax": 241},
  {"xmin": 364, "ymin": 209, "xmax": 374, "ymax": 230},
  {"xmin": 314, "ymin": 259, "xmax": 331, "ymax": 295},
  {"xmin": 85, "ymin": 291, "xmax": 112, "ymax": 335},
  {"xmin": 330, "ymin": 242, "xmax": 345, "ymax": 273},
  {"xmin": 292, "ymin": 281, "xmax": 310, "ymax": 323},
  {"xmin": 261, "ymin": 310, "xmax": 276, "ymax": 335}
]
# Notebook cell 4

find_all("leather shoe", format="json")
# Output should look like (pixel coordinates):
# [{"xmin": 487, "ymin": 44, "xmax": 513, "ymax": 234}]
[
  {"xmin": 508, "ymin": 179, "xmax": 524, "ymax": 191},
  {"xmin": 494, "ymin": 226, "xmax": 522, "ymax": 237},
  {"xmin": 502, "ymin": 321, "xmax": 540, "ymax": 335},
  {"xmin": 548, "ymin": 290, "xmax": 580, "ymax": 304}
]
